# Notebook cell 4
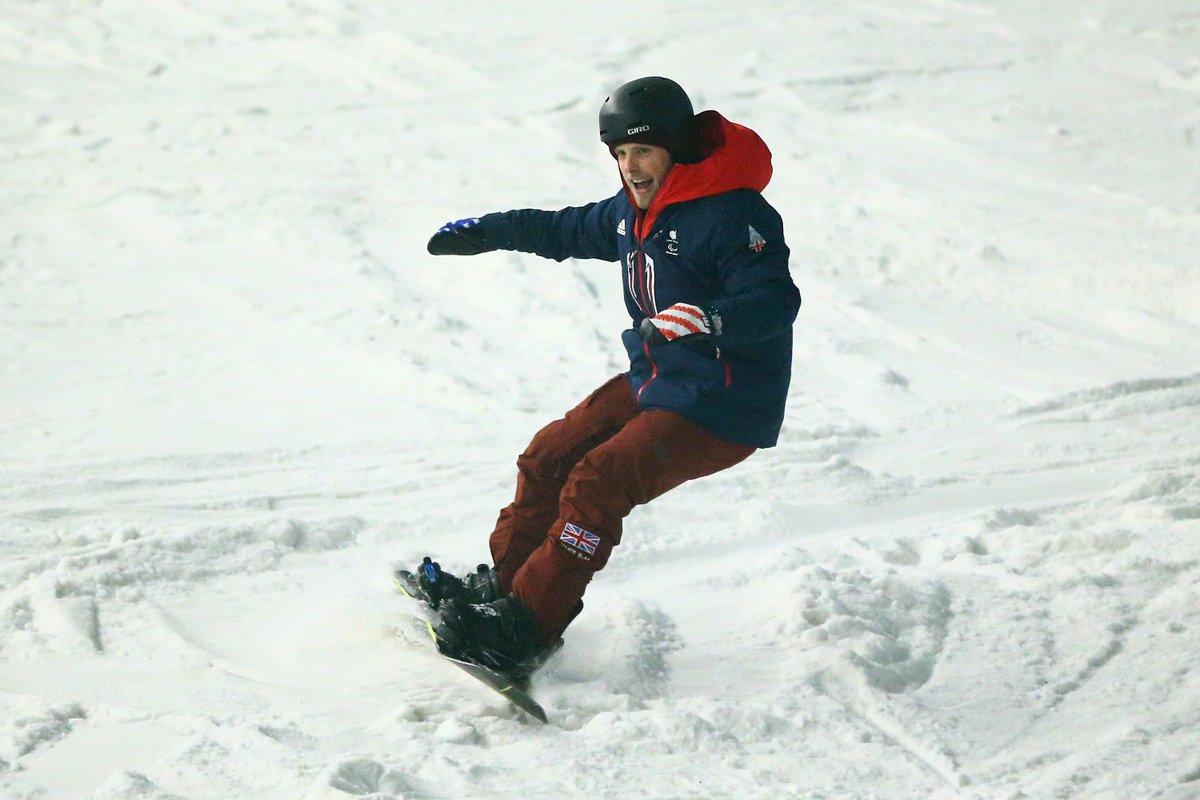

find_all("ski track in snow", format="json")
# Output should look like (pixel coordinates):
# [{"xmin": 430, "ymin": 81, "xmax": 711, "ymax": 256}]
[{"xmin": 3, "ymin": 1, "xmax": 1200, "ymax": 798}]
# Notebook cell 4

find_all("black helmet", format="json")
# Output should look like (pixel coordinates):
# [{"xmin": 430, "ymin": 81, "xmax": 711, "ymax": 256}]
[{"xmin": 599, "ymin": 76, "xmax": 697, "ymax": 158}]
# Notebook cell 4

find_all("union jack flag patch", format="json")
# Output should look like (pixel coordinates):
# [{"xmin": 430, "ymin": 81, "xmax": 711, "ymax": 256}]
[
  {"xmin": 748, "ymin": 225, "xmax": 767, "ymax": 253},
  {"xmin": 559, "ymin": 522, "xmax": 600, "ymax": 559}
]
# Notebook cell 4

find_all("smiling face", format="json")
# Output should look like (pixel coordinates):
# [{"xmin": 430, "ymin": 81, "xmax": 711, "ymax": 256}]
[{"xmin": 613, "ymin": 142, "xmax": 673, "ymax": 210}]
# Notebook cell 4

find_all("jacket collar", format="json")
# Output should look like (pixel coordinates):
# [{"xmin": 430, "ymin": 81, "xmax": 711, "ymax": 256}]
[{"xmin": 625, "ymin": 111, "xmax": 773, "ymax": 238}]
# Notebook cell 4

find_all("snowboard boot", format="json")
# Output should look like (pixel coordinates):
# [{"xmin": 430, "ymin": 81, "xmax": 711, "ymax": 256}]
[
  {"xmin": 395, "ymin": 556, "xmax": 501, "ymax": 612},
  {"xmin": 435, "ymin": 594, "xmax": 562, "ymax": 681}
]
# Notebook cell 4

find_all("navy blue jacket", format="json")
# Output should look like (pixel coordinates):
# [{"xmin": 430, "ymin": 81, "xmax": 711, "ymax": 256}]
[{"xmin": 479, "ymin": 113, "xmax": 800, "ymax": 448}]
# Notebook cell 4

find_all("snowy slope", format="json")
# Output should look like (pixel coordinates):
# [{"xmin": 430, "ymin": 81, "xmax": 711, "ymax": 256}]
[{"xmin": 2, "ymin": 1, "xmax": 1199, "ymax": 798}]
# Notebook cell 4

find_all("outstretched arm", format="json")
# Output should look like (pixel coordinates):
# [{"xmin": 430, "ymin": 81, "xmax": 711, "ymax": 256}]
[{"xmin": 427, "ymin": 192, "xmax": 625, "ymax": 263}]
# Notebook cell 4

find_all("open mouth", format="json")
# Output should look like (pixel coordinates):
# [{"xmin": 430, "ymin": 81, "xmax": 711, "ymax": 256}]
[{"xmin": 629, "ymin": 177, "xmax": 654, "ymax": 193}]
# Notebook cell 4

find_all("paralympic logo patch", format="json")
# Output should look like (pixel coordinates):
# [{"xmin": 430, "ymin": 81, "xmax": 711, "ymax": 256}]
[{"xmin": 559, "ymin": 522, "xmax": 600, "ymax": 559}]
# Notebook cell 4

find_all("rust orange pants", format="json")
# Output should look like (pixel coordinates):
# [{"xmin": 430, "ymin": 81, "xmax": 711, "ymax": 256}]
[{"xmin": 488, "ymin": 374, "xmax": 755, "ymax": 642}]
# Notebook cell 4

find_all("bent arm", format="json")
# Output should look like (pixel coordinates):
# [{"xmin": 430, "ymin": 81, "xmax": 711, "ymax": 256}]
[{"xmin": 706, "ymin": 200, "xmax": 801, "ymax": 348}]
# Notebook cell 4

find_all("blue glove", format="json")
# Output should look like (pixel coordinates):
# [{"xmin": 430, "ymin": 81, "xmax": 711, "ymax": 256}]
[{"xmin": 427, "ymin": 217, "xmax": 494, "ymax": 256}]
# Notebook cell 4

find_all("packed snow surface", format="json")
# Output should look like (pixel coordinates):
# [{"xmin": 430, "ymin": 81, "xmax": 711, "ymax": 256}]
[{"xmin": 3, "ymin": 2, "xmax": 1199, "ymax": 798}]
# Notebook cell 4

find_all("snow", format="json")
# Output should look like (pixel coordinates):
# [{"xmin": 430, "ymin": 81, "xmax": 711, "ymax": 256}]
[{"xmin": 2, "ymin": 1, "xmax": 1199, "ymax": 798}]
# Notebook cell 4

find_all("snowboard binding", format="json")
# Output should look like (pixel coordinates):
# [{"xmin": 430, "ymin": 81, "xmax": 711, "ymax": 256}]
[
  {"xmin": 433, "ymin": 597, "xmax": 564, "ymax": 686},
  {"xmin": 394, "ymin": 556, "xmax": 500, "ymax": 611}
]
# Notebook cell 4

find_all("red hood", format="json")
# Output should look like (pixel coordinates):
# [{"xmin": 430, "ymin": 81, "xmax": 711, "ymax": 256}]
[{"xmin": 624, "ymin": 111, "xmax": 773, "ymax": 238}]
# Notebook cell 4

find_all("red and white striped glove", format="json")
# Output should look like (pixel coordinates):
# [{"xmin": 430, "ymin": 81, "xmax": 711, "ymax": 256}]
[{"xmin": 638, "ymin": 303, "xmax": 713, "ymax": 345}]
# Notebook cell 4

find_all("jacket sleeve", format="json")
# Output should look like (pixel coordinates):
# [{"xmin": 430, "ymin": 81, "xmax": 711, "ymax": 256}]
[
  {"xmin": 477, "ymin": 191, "xmax": 624, "ymax": 263},
  {"xmin": 706, "ymin": 195, "xmax": 801, "ymax": 348}
]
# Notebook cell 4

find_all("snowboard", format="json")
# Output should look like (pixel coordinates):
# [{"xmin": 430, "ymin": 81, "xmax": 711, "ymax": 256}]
[{"xmin": 393, "ymin": 569, "xmax": 551, "ymax": 724}]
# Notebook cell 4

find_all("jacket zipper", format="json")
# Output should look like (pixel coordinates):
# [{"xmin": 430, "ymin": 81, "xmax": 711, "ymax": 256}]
[
  {"xmin": 637, "ymin": 343, "xmax": 658, "ymax": 402},
  {"xmin": 632, "ymin": 213, "xmax": 658, "ymax": 402}
]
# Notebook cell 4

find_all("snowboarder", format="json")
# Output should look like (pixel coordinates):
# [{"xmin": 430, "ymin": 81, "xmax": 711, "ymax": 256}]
[{"xmin": 409, "ymin": 76, "xmax": 801, "ymax": 678}]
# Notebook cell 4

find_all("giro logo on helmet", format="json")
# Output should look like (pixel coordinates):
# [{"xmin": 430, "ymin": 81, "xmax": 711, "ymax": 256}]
[{"xmin": 626, "ymin": 125, "xmax": 651, "ymax": 135}]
